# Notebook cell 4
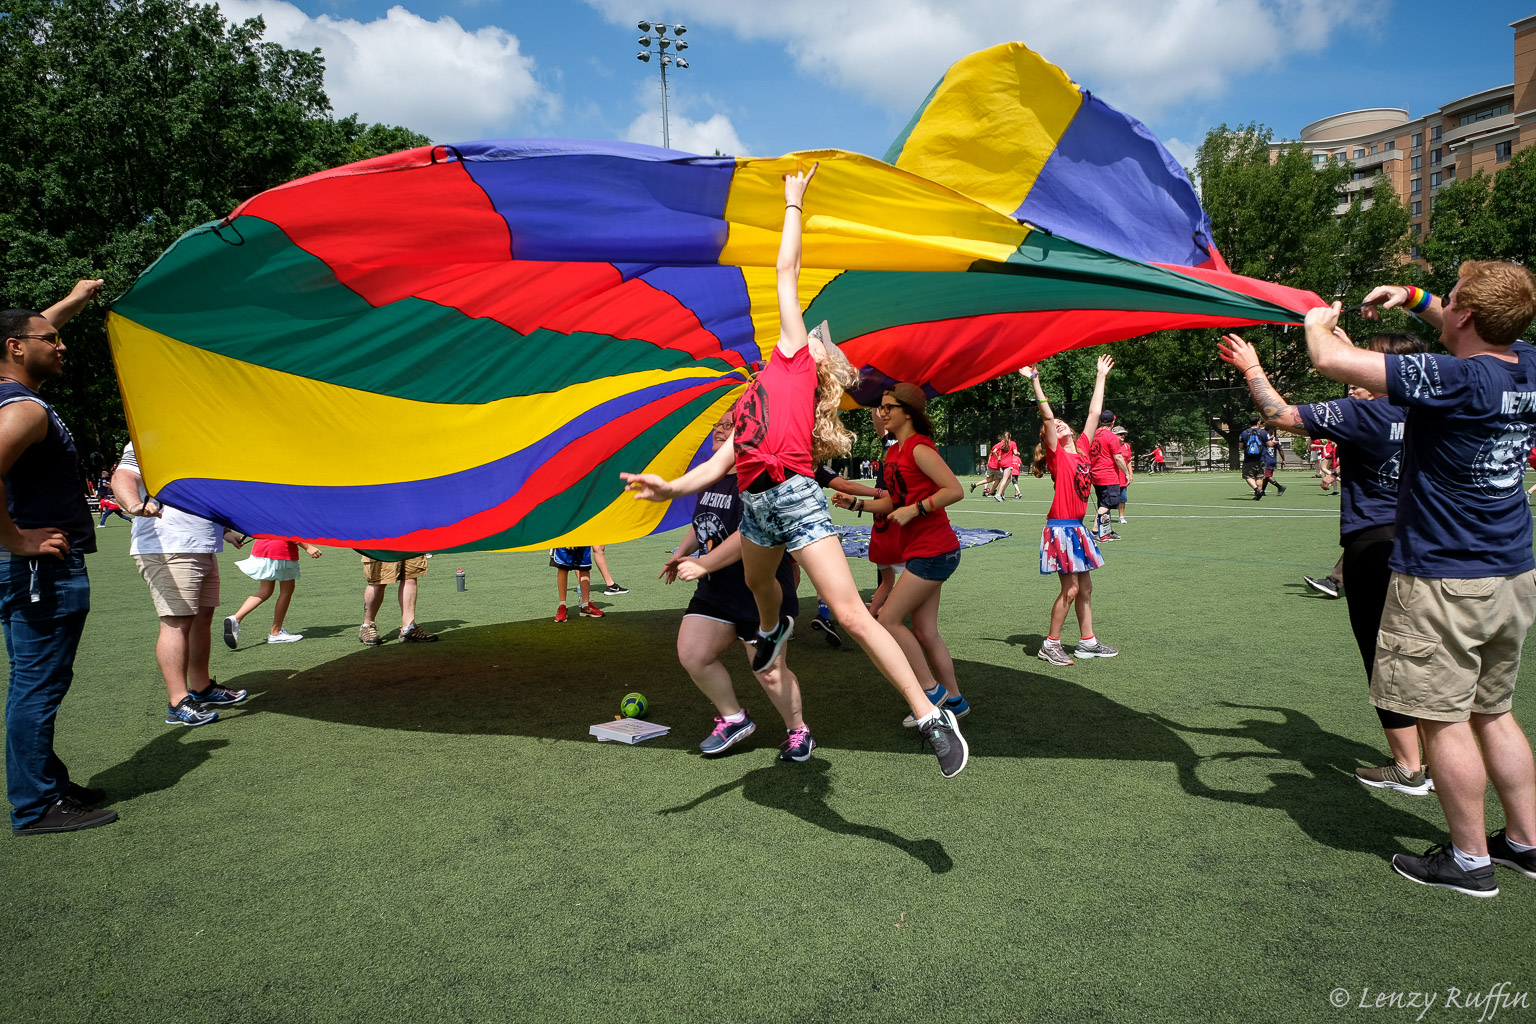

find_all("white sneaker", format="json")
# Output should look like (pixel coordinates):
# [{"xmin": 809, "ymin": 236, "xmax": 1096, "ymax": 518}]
[
  {"xmin": 223, "ymin": 615, "xmax": 240, "ymax": 649},
  {"xmin": 266, "ymin": 630, "xmax": 303, "ymax": 644},
  {"xmin": 1119, "ymin": 517, "xmax": 1128, "ymax": 524}
]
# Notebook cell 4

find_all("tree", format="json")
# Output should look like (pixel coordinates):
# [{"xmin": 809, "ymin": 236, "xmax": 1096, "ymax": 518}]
[
  {"xmin": 1422, "ymin": 146, "xmax": 1536, "ymax": 329},
  {"xmin": 0, "ymin": 0, "xmax": 430, "ymax": 461}
]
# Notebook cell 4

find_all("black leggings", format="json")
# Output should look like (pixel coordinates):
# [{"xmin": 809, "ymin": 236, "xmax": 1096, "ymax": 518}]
[{"xmin": 1341, "ymin": 523, "xmax": 1417, "ymax": 731}]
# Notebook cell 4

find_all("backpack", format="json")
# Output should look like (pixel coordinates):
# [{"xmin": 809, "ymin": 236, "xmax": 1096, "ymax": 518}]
[{"xmin": 1244, "ymin": 431, "xmax": 1262, "ymax": 456}]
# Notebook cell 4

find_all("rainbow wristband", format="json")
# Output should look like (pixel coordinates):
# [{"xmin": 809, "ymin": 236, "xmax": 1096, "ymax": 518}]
[{"xmin": 1404, "ymin": 286, "xmax": 1433, "ymax": 313}]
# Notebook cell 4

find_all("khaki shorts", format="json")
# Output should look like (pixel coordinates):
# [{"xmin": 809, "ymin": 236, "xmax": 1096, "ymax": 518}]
[
  {"xmin": 362, "ymin": 555, "xmax": 429, "ymax": 585},
  {"xmin": 133, "ymin": 553, "xmax": 220, "ymax": 618},
  {"xmin": 1371, "ymin": 570, "xmax": 1536, "ymax": 722}
]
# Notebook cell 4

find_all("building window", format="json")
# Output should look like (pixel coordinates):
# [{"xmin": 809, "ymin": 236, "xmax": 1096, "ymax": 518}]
[
  {"xmin": 1353, "ymin": 147, "xmax": 1365, "ymax": 159},
  {"xmin": 1370, "ymin": 144, "xmax": 1378, "ymax": 154},
  {"xmin": 1312, "ymin": 152, "xmax": 1327, "ymax": 165},
  {"xmin": 1412, "ymin": 245, "xmax": 1423, "ymax": 258},
  {"xmin": 1430, "ymin": 171, "xmax": 1441, "ymax": 187},
  {"xmin": 1446, "ymin": 164, "xmax": 1456, "ymax": 180},
  {"xmin": 1384, "ymin": 139, "xmax": 1396, "ymax": 151},
  {"xmin": 1459, "ymin": 104, "xmax": 1510, "ymax": 126},
  {"xmin": 1412, "ymin": 200, "xmax": 1422, "ymax": 216},
  {"xmin": 1411, "ymin": 155, "xmax": 1422, "ymax": 171},
  {"xmin": 1431, "ymin": 125, "xmax": 1442, "ymax": 142},
  {"xmin": 1497, "ymin": 141, "xmax": 1513, "ymax": 162},
  {"xmin": 1412, "ymin": 223, "xmax": 1422, "ymax": 236},
  {"xmin": 1431, "ymin": 147, "xmax": 1441, "ymax": 165},
  {"xmin": 1411, "ymin": 177, "xmax": 1421, "ymax": 194},
  {"xmin": 1411, "ymin": 132, "xmax": 1422, "ymax": 148}
]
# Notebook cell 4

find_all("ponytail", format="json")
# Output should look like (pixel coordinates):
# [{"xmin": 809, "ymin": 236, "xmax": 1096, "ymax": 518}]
[{"xmin": 1031, "ymin": 443, "xmax": 1049, "ymax": 479}]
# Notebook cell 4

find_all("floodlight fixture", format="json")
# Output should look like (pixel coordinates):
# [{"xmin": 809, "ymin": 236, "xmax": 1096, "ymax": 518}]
[
  {"xmin": 636, "ymin": 50, "xmax": 650, "ymax": 62},
  {"xmin": 637, "ymin": 20, "xmax": 651, "ymax": 31},
  {"xmin": 655, "ymin": 23, "xmax": 667, "ymax": 34},
  {"xmin": 634, "ymin": 18, "xmax": 696, "ymax": 148},
  {"xmin": 674, "ymin": 57, "xmax": 688, "ymax": 68},
  {"xmin": 673, "ymin": 24, "xmax": 686, "ymax": 35},
  {"xmin": 659, "ymin": 37, "xmax": 671, "ymax": 49}
]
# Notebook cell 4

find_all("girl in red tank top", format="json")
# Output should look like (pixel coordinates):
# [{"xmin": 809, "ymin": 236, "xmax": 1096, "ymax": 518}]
[
  {"xmin": 1022, "ymin": 357, "xmax": 1120, "ymax": 667},
  {"xmin": 621, "ymin": 168, "xmax": 969, "ymax": 777},
  {"xmin": 833, "ymin": 383, "xmax": 967, "ymax": 726}
]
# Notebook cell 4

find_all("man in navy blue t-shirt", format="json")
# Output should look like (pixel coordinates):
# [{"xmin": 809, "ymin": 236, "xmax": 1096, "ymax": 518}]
[
  {"xmin": 1221, "ymin": 331, "xmax": 1426, "ymax": 797},
  {"xmin": 1307, "ymin": 262, "xmax": 1536, "ymax": 897},
  {"xmin": 1237, "ymin": 418, "xmax": 1270, "ymax": 499}
]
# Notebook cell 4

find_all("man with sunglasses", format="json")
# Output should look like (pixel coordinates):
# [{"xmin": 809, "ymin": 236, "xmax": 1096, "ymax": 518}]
[{"xmin": 0, "ymin": 279, "xmax": 118, "ymax": 835}]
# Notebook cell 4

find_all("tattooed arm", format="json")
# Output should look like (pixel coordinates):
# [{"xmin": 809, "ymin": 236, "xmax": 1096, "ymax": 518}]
[{"xmin": 1217, "ymin": 334, "xmax": 1306, "ymax": 433}]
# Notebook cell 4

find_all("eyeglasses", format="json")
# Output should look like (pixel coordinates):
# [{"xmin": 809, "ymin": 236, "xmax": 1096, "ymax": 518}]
[
  {"xmin": 12, "ymin": 334, "xmax": 61, "ymax": 347},
  {"xmin": 877, "ymin": 402, "xmax": 903, "ymax": 412}
]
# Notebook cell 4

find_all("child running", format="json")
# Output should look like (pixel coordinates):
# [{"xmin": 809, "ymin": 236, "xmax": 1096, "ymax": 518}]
[
  {"xmin": 225, "ymin": 538, "xmax": 322, "ymax": 647},
  {"xmin": 995, "ymin": 431, "xmax": 1023, "ymax": 502},
  {"xmin": 551, "ymin": 546, "xmax": 605, "ymax": 622},
  {"xmin": 622, "ymin": 163, "xmax": 968, "ymax": 777},
  {"xmin": 971, "ymin": 432, "xmax": 1005, "ymax": 497},
  {"xmin": 1023, "ymin": 357, "xmax": 1120, "ymax": 666},
  {"xmin": 833, "ymin": 383, "xmax": 967, "ymax": 728}
]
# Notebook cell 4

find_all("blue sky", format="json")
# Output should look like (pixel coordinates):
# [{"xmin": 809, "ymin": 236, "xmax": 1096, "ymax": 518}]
[{"xmin": 218, "ymin": 0, "xmax": 1535, "ymax": 168}]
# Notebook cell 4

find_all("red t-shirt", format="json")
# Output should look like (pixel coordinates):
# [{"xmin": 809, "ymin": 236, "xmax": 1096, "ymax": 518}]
[
  {"xmin": 1152, "ymin": 446, "xmax": 1164, "ymax": 462},
  {"xmin": 1088, "ymin": 427, "xmax": 1123, "ymax": 485},
  {"xmin": 884, "ymin": 434, "xmax": 959, "ymax": 559},
  {"xmin": 1000, "ymin": 440, "xmax": 1022, "ymax": 471},
  {"xmin": 733, "ymin": 344, "xmax": 816, "ymax": 490},
  {"xmin": 252, "ymin": 539, "xmax": 299, "ymax": 560},
  {"xmin": 1528, "ymin": 444, "xmax": 1536, "ymax": 470},
  {"xmin": 868, "ymin": 456, "xmax": 899, "ymax": 565},
  {"xmin": 1046, "ymin": 435, "xmax": 1093, "ymax": 521},
  {"xmin": 987, "ymin": 442, "xmax": 1003, "ymax": 470}
]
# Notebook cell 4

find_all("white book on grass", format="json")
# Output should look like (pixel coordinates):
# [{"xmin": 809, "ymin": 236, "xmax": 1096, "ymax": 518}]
[{"xmin": 589, "ymin": 719, "xmax": 671, "ymax": 744}]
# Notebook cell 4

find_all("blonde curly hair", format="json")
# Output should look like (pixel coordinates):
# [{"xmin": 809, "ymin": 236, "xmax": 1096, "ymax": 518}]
[{"xmin": 810, "ymin": 330, "xmax": 857, "ymax": 464}]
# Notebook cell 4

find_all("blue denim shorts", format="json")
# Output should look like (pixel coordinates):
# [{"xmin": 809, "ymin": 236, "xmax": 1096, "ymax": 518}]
[
  {"xmin": 739, "ymin": 474, "xmax": 838, "ymax": 552},
  {"xmin": 905, "ymin": 547, "xmax": 961, "ymax": 583}
]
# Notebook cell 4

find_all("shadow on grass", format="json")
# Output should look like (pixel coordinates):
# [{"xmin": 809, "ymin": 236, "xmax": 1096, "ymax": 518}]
[
  {"xmin": 217, "ymin": 611, "xmax": 1438, "ymax": 857},
  {"xmin": 87, "ymin": 728, "xmax": 231, "ymax": 805},
  {"xmin": 659, "ymin": 758, "xmax": 952, "ymax": 873}
]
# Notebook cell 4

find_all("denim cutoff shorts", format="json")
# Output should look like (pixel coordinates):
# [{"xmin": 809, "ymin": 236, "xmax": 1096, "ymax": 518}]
[
  {"xmin": 905, "ymin": 547, "xmax": 961, "ymax": 583},
  {"xmin": 740, "ymin": 474, "xmax": 838, "ymax": 552}
]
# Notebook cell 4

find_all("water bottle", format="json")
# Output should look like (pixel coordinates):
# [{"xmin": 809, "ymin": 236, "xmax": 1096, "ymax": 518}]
[{"xmin": 456, "ymin": 568, "xmax": 466, "ymax": 592}]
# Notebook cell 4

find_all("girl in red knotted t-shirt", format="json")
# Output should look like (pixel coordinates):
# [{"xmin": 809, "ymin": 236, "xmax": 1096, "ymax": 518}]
[{"xmin": 621, "ymin": 165, "xmax": 969, "ymax": 777}]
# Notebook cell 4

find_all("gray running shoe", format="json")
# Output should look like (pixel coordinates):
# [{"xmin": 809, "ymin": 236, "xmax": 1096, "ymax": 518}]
[
  {"xmin": 1392, "ymin": 844, "xmax": 1498, "ymax": 897},
  {"xmin": 1355, "ymin": 761, "xmax": 1432, "ymax": 796},
  {"xmin": 1488, "ymin": 829, "xmax": 1536, "ymax": 879},
  {"xmin": 1073, "ymin": 638, "xmax": 1119, "ymax": 659},
  {"xmin": 1303, "ymin": 575, "xmax": 1340, "ymax": 599},
  {"xmin": 1036, "ymin": 640, "xmax": 1074, "ymax": 667},
  {"xmin": 919, "ymin": 708, "xmax": 969, "ymax": 779}
]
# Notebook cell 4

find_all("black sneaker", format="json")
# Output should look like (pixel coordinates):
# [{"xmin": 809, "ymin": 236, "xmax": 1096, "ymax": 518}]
[
  {"xmin": 1488, "ymin": 829, "xmax": 1536, "ymax": 879},
  {"xmin": 1277, "ymin": 483, "xmax": 1287, "ymax": 495},
  {"xmin": 65, "ymin": 782, "xmax": 106, "ymax": 807},
  {"xmin": 12, "ymin": 797, "xmax": 118, "ymax": 836},
  {"xmin": 1253, "ymin": 490, "xmax": 1263, "ymax": 501},
  {"xmin": 603, "ymin": 582, "xmax": 629, "ymax": 596},
  {"xmin": 1391, "ymin": 843, "xmax": 1499, "ymax": 897},
  {"xmin": 810, "ymin": 616, "xmax": 842, "ymax": 648},
  {"xmin": 778, "ymin": 727, "xmax": 816, "ymax": 762},
  {"xmin": 166, "ymin": 696, "xmax": 219, "ymax": 728},
  {"xmin": 750, "ymin": 615, "xmax": 794, "ymax": 674},
  {"xmin": 919, "ymin": 707, "xmax": 969, "ymax": 779},
  {"xmin": 1303, "ymin": 575, "xmax": 1340, "ymax": 599}
]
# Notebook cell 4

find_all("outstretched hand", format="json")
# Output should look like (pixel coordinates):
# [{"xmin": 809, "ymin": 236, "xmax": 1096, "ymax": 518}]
[
  {"xmin": 1217, "ymin": 334, "xmax": 1259, "ymax": 373},
  {"xmin": 783, "ymin": 161, "xmax": 819, "ymax": 207},
  {"xmin": 674, "ymin": 557, "xmax": 707, "ymax": 582},
  {"xmin": 831, "ymin": 492, "xmax": 857, "ymax": 510},
  {"xmin": 1305, "ymin": 301, "xmax": 1344, "ymax": 338},
  {"xmin": 1359, "ymin": 285, "xmax": 1407, "ymax": 322},
  {"xmin": 1018, "ymin": 364, "xmax": 1038, "ymax": 380},
  {"xmin": 1096, "ymin": 353, "xmax": 1114, "ymax": 376},
  {"xmin": 621, "ymin": 472, "xmax": 675, "ymax": 503}
]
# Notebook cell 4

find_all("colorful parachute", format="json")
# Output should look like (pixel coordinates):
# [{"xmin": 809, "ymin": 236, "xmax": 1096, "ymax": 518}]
[{"xmin": 107, "ymin": 42, "xmax": 1322, "ymax": 554}]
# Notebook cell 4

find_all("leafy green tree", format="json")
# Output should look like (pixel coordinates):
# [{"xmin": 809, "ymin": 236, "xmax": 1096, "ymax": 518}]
[
  {"xmin": 0, "ymin": 0, "xmax": 429, "ymax": 460},
  {"xmin": 1422, "ymin": 146, "xmax": 1536, "ymax": 328}
]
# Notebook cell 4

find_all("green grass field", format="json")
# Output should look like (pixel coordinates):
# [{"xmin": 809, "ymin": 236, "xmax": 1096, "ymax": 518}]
[{"xmin": 4, "ymin": 472, "xmax": 1534, "ymax": 1023}]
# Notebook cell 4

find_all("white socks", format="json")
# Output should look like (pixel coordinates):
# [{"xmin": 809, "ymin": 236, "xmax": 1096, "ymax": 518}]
[
  {"xmin": 1452, "ymin": 844, "xmax": 1492, "ymax": 871},
  {"xmin": 722, "ymin": 710, "xmax": 746, "ymax": 725}
]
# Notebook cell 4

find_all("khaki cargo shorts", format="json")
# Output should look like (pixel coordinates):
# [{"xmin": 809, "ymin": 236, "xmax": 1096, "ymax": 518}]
[
  {"xmin": 133, "ymin": 552, "xmax": 220, "ymax": 618},
  {"xmin": 1371, "ymin": 570, "xmax": 1536, "ymax": 722},
  {"xmin": 361, "ymin": 554, "xmax": 429, "ymax": 585}
]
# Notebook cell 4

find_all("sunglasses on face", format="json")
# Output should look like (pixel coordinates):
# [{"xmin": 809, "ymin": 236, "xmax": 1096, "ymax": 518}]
[{"xmin": 13, "ymin": 334, "xmax": 61, "ymax": 347}]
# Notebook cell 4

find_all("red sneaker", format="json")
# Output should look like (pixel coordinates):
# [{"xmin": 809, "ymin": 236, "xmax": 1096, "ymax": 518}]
[
  {"xmin": 554, "ymin": 604, "xmax": 568, "ymax": 623},
  {"xmin": 580, "ymin": 603, "xmax": 605, "ymax": 618}
]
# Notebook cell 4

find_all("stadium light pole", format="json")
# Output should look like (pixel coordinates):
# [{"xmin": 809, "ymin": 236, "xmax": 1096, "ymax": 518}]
[{"xmin": 635, "ymin": 20, "xmax": 690, "ymax": 149}]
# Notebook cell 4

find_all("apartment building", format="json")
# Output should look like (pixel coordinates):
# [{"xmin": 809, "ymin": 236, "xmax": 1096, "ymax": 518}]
[{"xmin": 1279, "ymin": 14, "xmax": 1535, "ymax": 254}]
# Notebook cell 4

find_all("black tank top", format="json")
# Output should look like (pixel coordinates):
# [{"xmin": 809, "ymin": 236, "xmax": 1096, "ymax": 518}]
[{"xmin": 0, "ymin": 380, "xmax": 96, "ymax": 555}]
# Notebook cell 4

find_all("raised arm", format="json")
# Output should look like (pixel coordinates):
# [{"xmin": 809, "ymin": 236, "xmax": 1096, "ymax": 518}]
[
  {"xmin": 774, "ymin": 164, "xmax": 818, "ymax": 360},
  {"xmin": 1081, "ymin": 354, "xmax": 1113, "ymax": 438},
  {"xmin": 1361, "ymin": 283, "xmax": 1444, "ymax": 331},
  {"xmin": 1020, "ymin": 365, "xmax": 1058, "ymax": 452},
  {"xmin": 1217, "ymin": 334, "xmax": 1306, "ymax": 432},
  {"xmin": 1305, "ymin": 304, "xmax": 1388, "ymax": 393},
  {"xmin": 41, "ymin": 279, "xmax": 104, "ymax": 329},
  {"xmin": 622, "ymin": 432, "xmax": 738, "ymax": 502}
]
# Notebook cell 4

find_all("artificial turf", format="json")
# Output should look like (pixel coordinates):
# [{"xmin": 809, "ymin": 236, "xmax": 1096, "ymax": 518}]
[{"xmin": 3, "ymin": 471, "xmax": 1534, "ymax": 1023}]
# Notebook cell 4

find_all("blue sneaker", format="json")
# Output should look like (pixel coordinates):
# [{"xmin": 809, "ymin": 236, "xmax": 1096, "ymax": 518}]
[
  {"xmin": 778, "ymin": 727, "xmax": 816, "ymax": 762},
  {"xmin": 166, "ymin": 697, "xmax": 218, "ymax": 727},
  {"xmin": 942, "ymin": 694, "xmax": 971, "ymax": 718},
  {"xmin": 188, "ymin": 681, "xmax": 248, "ymax": 705},
  {"xmin": 902, "ymin": 684, "xmax": 950, "ymax": 728},
  {"xmin": 700, "ymin": 712, "xmax": 756, "ymax": 756}
]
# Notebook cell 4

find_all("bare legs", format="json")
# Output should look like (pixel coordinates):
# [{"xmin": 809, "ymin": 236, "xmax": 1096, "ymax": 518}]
[
  {"xmin": 232, "ymin": 579, "xmax": 297, "ymax": 636},
  {"xmin": 1048, "ymin": 571, "xmax": 1094, "ymax": 641},
  {"xmin": 1422, "ymin": 712, "xmax": 1536, "ymax": 854},
  {"xmin": 155, "ymin": 607, "xmax": 216, "ymax": 705},
  {"xmin": 363, "ymin": 577, "xmax": 420, "ymax": 632},
  {"xmin": 677, "ymin": 615, "xmax": 805, "ymax": 730}
]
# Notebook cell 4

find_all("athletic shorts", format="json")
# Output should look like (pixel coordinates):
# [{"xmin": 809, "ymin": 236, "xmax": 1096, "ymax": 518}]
[
  {"xmin": 1092, "ymin": 483, "xmax": 1123, "ymax": 510},
  {"xmin": 362, "ymin": 554, "xmax": 428, "ymax": 584},
  {"xmin": 549, "ymin": 547, "xmax": 593, "ymax": 570},
  {"xmin": 740, "ymin": 474, "xmax": 837, "ymax": 552},
  {"xmin": 1040, "ymin": 520, "xmax": 1104, "ymax": 575},
  {"xmin": 684, "ymin": 594, "xmax": 801, "ymax": 642},
  {"xmin": 905, "ymin": 548, "xmax": 960, "ymax": 583},
  {"xmin": 134, "ymin": 552, "xmax": 220, "ymax": 617},
  {"xmin": 1242, "ymin": 456, "xmax": 1264, "ymax": 477},
  {"xmin": 1370, "ymin": 570, "xmax": 1536, "ymax": 722}
]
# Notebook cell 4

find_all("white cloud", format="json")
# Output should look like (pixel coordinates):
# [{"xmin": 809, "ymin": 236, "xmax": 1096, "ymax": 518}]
[
  {"xmin": 623, "ymin": 108, "xmax": 749, "ymax": 155},
  {"xmin": 216, "ymin": 1, "xmax": 556, "ymax": 142},
  {"xmin": 585, "ymin": 0, "xmax": 1385, "ymax": 118}
]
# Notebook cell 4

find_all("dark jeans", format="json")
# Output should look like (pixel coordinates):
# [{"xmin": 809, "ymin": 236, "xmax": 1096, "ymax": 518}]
[
  {"xmin": 2, "ymin": 554, "xmax": 90, "ymax": 828},
  {"xmin": 1340, "ymin": 524, "xmax": 1416, "ymax": 732}
]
